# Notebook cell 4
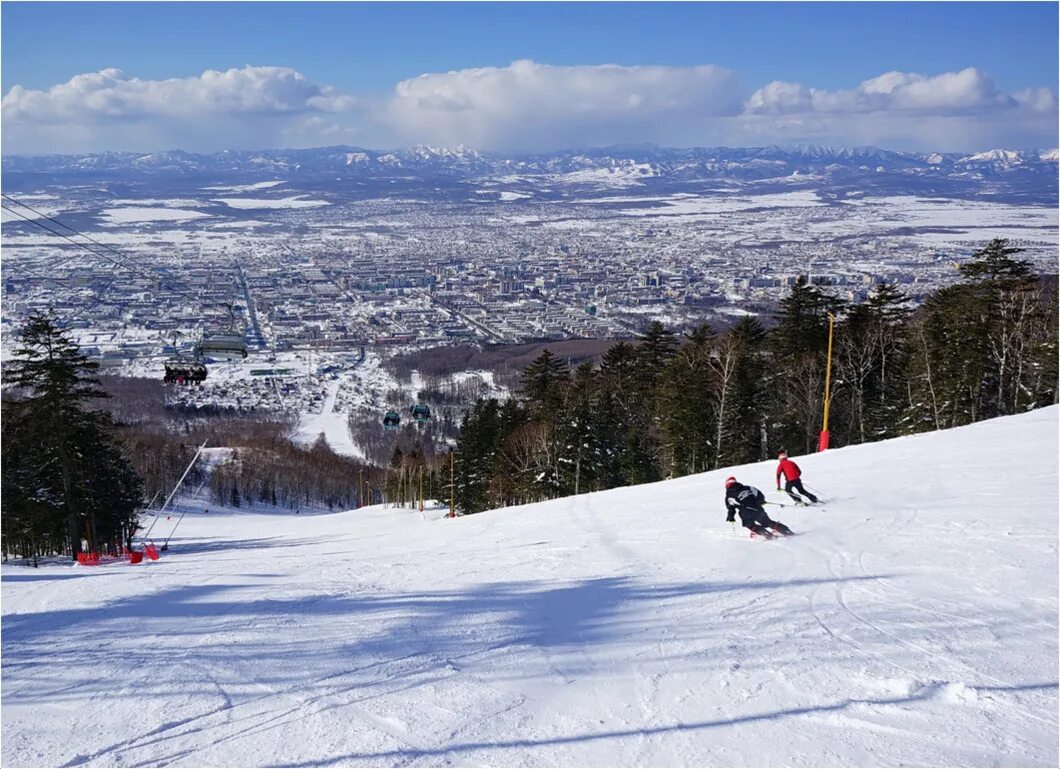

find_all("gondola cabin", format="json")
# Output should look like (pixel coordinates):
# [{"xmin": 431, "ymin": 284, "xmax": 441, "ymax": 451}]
[
  {"xmin": 199, "ymin": 333, "xmax": 248, "ymax": 360},
  {"xmin": 382, "ymin": 410, "xmax": 401, "ymax": 429},
  {"xmin": 411, "ymin": 403, "xmax": 431, "ymax": 425}
]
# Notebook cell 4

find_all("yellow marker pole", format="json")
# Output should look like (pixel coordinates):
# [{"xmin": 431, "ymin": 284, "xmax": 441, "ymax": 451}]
[{"xmin": 819, "ymin": 312, "xmax": 836, "ymax": 451}]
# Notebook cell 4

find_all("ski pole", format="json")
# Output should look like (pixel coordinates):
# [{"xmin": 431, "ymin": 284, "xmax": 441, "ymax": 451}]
[
  {"xmin": 764, "ymin": 501, "xmax": 789, "ymax": 508},
  {"xmin": 804, "ymin": 485, "xmax": 827, "ymax": 500}
]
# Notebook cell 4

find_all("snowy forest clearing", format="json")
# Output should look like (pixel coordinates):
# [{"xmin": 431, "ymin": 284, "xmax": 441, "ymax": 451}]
[{"xmin": 2, "ymin": 407, "xmax": 1057, "ymax": 767}]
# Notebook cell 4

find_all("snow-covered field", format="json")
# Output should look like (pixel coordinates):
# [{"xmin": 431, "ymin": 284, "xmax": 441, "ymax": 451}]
[
  {"xmin": 202, "ymin": 181, "xmax": 286, "ymax": 193},
  {"xmin": 212, "ymin": 196, "xmax": 329, "ymax": 210},
  {"xmin": 2, "ymin": 408, "xmax": 1057, "ymax": 767},
  {"xmin": 99, "ymin": 207, "xmax": 213, "ymax": 224}
]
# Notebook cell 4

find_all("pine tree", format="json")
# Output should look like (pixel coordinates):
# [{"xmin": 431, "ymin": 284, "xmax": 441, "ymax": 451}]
[
  {"xmin": 768, "ymin": 277, "xmax": 845, "ymax": 453},
  {"xmin": 836, "ymin": 282, "xmax": 910, "ymax": 443},
  {"xmin": 638, "ymin": 320, "xmax": 679, "ymax": 392},
  {"xmin": 520, "ymin": 349, "xmax": 570, "ymax": 421},
  {"xmin": 3, "ymin": 313, "xmax": 143, "ymax": 559},
  {"xmin": 658, "ymin": 324, "xmax": 714, "ymax": 476},
  {"xmin": 902, "ymin": 240, "xmax": 1049, "ymax": 433},
  {"xmin": 454, "ymin": 398, "xmax": 505, "ymax": 513},
  {"xmin": 2, "ymin": 399, "xmax": 65, "ymax": 565},
  {"xmin": 902, "ymin": 284, "xmax": 988, "ymax": 431},
  {"xmin": 599, "ymin": 341, "xmax": 657, "ymax": 485},
  {"xmin": 557, "ymin": 362, "xmax": 602, "ymax": 494},
  {"xmin": 957, "ymin": 238, "xmax": 1034, "ymax": 283},
  {"xmin": 958, "ymin": 239, "xmax": 1042, "ymax": 416}
]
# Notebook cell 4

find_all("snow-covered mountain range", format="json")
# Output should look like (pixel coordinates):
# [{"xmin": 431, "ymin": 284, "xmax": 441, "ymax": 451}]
[
  {"xmin": 2, "ymin": 406, "xmax": 1057, "ymax": 767},
  {"xmin": 4, "ymin": 143, "xmax": 1057, "ymax": 181}
]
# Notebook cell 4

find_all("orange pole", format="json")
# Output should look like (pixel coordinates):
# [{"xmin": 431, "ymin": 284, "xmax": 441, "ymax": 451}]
[{"xmin": 819, "ymin": 312, "xmax": 835, "ymax": 451}]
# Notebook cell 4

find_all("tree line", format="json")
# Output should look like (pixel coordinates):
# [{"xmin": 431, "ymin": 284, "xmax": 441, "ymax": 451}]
[
  {"xmin": 2, "ymin": 239, "xmax": 1055, "ymax": 558},
  {"xmin": 451, "ymin": 240, "xmax": 1057, "ymax": 514},
  {"xmin": 208, "ymin": 433, "xmax": 385, "ymax": 511},
  {"xmin": 0, "ymin": 320, "xmax": 384, "ymax": 563}
]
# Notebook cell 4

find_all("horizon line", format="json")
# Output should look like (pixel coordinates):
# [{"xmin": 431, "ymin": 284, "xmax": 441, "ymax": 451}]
[{"xmin": 4, "ymin": 142, "xmax": 1060, "ymax": 160}]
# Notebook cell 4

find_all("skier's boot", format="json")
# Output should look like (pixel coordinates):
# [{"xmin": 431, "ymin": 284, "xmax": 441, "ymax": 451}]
[{"xmin": 771, "ymin": 522, "xmax": 794, "ymax": 536}]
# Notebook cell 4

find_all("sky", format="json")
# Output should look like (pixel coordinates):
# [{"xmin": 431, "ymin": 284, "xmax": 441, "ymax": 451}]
[{"xmin": 2, "ymin": 1, "xmax": 1057, "ymax": 154}]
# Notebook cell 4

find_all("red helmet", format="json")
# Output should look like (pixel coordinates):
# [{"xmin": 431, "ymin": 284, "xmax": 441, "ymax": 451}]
[{"xmin": 725, "ymin": 476, "xmax": 737, "ymax": 488}]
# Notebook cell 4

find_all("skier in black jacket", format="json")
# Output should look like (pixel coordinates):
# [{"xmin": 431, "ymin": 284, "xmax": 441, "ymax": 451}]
[{"xmin": 724, "ymin": 476, "xmax": 794, "ymax": 539}]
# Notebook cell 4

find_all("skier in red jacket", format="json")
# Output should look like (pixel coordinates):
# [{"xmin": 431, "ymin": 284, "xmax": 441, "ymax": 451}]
[{"xmin": 776, "ymin": 451, "xmax": 819, "ymax": 505}]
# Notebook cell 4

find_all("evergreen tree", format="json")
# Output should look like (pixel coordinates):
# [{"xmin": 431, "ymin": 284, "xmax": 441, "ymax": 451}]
[
  {"xmin": 902, "ymin": 240, "xmax": 1049, "ymax": 432},
  {"xmin": 958, "ymin": 239, "xmax": 1042, "ymax": 416},
  {"xmin": 455, "ymin": 398, "xmax": 504, "ymax": 513},
  {"xmin": 902, "ymin": 284, "xmax": 988, "ymax": 432},
  {"xmin": 957, "ymin": 238, "xmax": 1034, "ymax": 283},
  {"xmin": 520, "ymin": 349, "xmax": 570, "ymax": 421},
  {"xmin": 835, "ymin": 282, "xmax": 910, "ymax": 443},
  {"xmin": 2, "ymin": 313, "xmax": 143, "ymax": 560},
  {"xmin": 2, "ymin": 399, "xmax": 65, "ymax": 565},
  {"xmin": 557, "ymin": 362, "xmax": 603, "ymax": 494},
  {"xmin": 592, "ymin": 368, "xmax": 631, "ymax": 489},
  {"xmin": 768, "ymin": 277, "xmax": 845, "ymax": 453},
  {"xmin": 638, "ymin": 320, "xmax": 679, "ymax": 393},
  {"xmin": 771, "ymin": 275, "xmax": 838, "ymax": 355},
  {"xmin": 658, "ymin": 324, "xmax": 714, "ymax": 476},
  {"xmin": 599, "ymin": 341, "xmax": 657, "ymax": 485}
]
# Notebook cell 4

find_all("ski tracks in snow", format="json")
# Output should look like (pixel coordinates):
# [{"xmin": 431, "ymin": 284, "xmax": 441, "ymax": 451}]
[{"xmin": 801, "ymin": 506, "xmax": 1056, "ymax": 760}]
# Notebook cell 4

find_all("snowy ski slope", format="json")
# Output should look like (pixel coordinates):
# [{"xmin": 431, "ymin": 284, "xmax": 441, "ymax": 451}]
[{"xmin": 2, "ymin": 407, "xmax": 1057, "ymax": 767}]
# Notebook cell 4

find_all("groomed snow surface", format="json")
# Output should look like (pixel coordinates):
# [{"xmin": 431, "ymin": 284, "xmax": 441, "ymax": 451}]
[{"xmin": 2, "ymin": 408, "xmax": 1057, "ymax": 767}]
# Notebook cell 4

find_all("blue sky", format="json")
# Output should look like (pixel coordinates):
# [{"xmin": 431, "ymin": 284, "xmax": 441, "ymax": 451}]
[{"xmin": 2, "ymin": 2, "xmax": 1057, "ymax": 153}]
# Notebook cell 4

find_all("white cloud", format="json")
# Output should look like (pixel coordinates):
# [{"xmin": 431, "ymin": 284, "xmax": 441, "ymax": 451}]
[
  {"xmin": 737, "ymin": 67, "xmax": 1056, "ymax": 150},
  {"xmin": 383, "ymin": 59, "xmax": 747, "ymax": 150},
  {"xmin": 1, "ymin": 66, "xmax": 368, "ymax": 153},
  {"xmin": 744, "ymin": 81, "xmax": 813, "ymax": 115},
  {"xmin": 747, "ymin": 67, "xmax": 1018, "ymax": 116},
  {"xmin": 1, "ymin": 62, "xmax": 1055, "ymax": 154},
  {"xmin": 1014, "ymin": 86, "xmax": 1059, "ymax": 114},
  {"xmin": 1, "ymin": 65, "xmax": 362, "ymax": 125}
]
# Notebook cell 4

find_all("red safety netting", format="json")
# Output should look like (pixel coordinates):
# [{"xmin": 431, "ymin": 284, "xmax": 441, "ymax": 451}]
[{"xmin": 75, "ymin": 547, "xmax": 158, "ymax": 566}]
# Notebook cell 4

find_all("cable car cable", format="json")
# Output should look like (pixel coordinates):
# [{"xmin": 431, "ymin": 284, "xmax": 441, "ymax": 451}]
[{"xmin": 1, "ymin": 194, "xmax": 228, "ymax": 311}]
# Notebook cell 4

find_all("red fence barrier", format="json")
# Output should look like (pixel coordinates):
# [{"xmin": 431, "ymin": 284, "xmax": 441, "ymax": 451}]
[{"xmin": 75, "ymin": 547, "xmax": 157, "ymax": 566}]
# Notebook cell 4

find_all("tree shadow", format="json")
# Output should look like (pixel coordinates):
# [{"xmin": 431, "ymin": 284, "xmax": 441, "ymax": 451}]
[
  {"xmin": 276, "ymin": 681, "xmax": 1060, "ymax": 767},
  {"xmin": 7, "ymin": 570, "xmax": 1055, "ymax": 767},
  {"xmin": 152, "ymin": 536, "xmax": 327, "ymax": 556},
  {"xmin": 3, "ymin": 573, "xmax": 892, "ymax": 704},
  {"xmin": 1, "ymin": 572, "xmax": 120, "ymax": 583}
]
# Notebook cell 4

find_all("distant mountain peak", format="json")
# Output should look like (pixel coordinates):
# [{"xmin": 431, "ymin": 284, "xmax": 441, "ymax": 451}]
[
  {"xmin": 2, "ymin": 144, "xmax": 1055, "ymax": 205},
  {"xmin": 959, "ymin": 148, "xmax": 1026, "ymax": 164}
]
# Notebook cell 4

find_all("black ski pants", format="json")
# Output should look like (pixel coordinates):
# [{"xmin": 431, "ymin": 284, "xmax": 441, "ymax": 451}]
[
  {"xmin": 785, "ymin": 478, "xmax": 818, "ymax": 504},
  {"xmin": 738, "ymin": 507, "xmax": 791, "ymax": 536}
]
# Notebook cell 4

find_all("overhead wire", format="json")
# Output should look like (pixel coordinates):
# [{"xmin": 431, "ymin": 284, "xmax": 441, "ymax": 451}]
[
  {"xmin": 1, "ymin": 204, "xmax": 145, "ymax": 308},
  {"xmin": 1, "ymin": 193, "xmax": 233, "ymax": 313}
]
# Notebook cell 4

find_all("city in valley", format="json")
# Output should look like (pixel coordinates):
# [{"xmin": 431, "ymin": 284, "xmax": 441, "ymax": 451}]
[{"xmin": 2, "ymin": 145, "xmax": 1057, "ymax": 457}]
